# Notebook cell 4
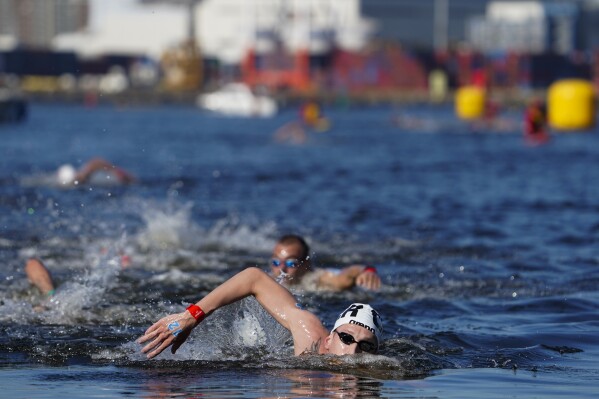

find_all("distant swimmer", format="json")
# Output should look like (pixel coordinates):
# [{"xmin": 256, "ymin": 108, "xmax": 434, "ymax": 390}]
[
  {"xmin": 25, "ymin": 258, "xmax": 56, "ymax": 298},
  {"xmin": 55, "ymin": 157, "xmax": 135, "ymax": 186},
  {"xmin": 23, "ymin": 255, "xmax": 131, "ymax": 310},
  {"xmin": 138, "ymin": 267, "xmax": 383, "ymax": 358},
  {"xmin": 274, "ymin": 100, "xmax": 330, "ymax": 144},
  {"xmin": 299, "ymin": 100, "xmax": 329, "ymax": 132},
  {"xmin": 524, "ymin": 98, "xmax": 549, "ymax": 145},
  {"xmin": 269, "ymin": 234, "xmax": 381, "ymax": 292}
]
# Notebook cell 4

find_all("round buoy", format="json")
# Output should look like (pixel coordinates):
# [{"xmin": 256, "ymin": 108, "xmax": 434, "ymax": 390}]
[
  {"xmin": 548, "ymin": 79, "xmax": 595, "ymax": 131},
  {"xmin": 455, "ymin": 86, "xmax": 486, "ymax": 120}
]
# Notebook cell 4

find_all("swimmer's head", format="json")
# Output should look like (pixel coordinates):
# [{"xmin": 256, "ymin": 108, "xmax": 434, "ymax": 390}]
[
  {"xmin": 57, "ymin": 164, "xmax": 76, "ymax": 185},
  {"xmin": 270, "ymin": 235, "xmax": 311, "ymax": 283},
  {"xmin": 333, "ymin": 303, "xmax": 383, "ymax": 346}
]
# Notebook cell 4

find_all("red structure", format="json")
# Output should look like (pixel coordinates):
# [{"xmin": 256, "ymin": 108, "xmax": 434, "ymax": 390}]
[
  {"xmin": 331, "ymin": 45, "xmax": 428, "ymax": 92},
  {"xmin": 239, "ymin": 42, "xmax": 596, "ymax": 96},
  {"xmin": 241, "ymin": 49, "xmax": 311, "ymax": 91}
]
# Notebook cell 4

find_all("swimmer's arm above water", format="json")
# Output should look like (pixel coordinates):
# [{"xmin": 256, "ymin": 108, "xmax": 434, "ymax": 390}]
[
  {"xmin": 317, "ymin": 264, "xmax": 381, "ymax": 291},
  {"xmin": 137, "ymin": 267, "xmax": 327, "ymax": 359},
  {"xmin": 75, "ymin": 158, "xmax": 135, "ymax": 184}
]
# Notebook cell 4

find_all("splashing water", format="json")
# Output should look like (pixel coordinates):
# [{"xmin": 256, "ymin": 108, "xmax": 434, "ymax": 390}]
[
  {"xmin": 41, "ymin": 250, "xmax": 124, "ymax": 324},
  {"xmin": 137, "ymin": 201, "xmax": 203, "ymax": 251}
]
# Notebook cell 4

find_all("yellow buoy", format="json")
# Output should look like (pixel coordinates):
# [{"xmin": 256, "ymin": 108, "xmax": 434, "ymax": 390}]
[
  {"xmin": 548, "ymin": 79, "xmax": 596, "ymax": 131},
  {"xmin": 455, "ymin": 86, "xmax": 486, "ymax": 120}
]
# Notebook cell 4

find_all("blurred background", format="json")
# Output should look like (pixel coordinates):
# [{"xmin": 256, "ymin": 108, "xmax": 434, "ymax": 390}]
[
  {"xmin": 2, "ymin": 3, "xmax": 599, "ymax": 394},
  {"xmin": 1, "ymin": 0, "xmax": 598, "ymax": 127}
]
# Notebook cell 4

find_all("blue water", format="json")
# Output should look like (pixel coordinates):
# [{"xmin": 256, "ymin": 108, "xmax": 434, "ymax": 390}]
[{"xmin": 1, "ymin": 103, "xmax": 598, "ymax": 398}]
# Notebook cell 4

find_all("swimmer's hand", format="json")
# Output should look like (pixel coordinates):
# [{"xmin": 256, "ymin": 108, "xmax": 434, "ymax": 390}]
[
  {"xmin": 355, "ymin": 267, "xmax": 381, "ymax": 291},
  {"xmin": 137, "ymin": 311, "xmax": 197, "ymax": 359}
]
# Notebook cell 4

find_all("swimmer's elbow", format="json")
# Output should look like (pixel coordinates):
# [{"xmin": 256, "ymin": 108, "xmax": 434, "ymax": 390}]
[
  {"xmin": 243, "ymin": 266, "xmax": 267, "ymax": 277},
  {"xmin": 241, "ymin": 267, "xmax": 272, "ymax": 291}
]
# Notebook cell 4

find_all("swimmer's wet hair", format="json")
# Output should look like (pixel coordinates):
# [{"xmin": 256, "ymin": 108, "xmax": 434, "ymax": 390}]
[{"xmin": 277, "ymin": 234, "xmax": 310, "ymax": 260}]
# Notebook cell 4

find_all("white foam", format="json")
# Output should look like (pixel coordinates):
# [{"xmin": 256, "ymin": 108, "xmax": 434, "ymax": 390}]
[
  {"xmin": 38, "ymin": 251, "xmax": 123, "ymax": 324},
  {"xmin": 149, "ymin": 268, "xmax": 191, "ymax": 283},
  {"xmin": 232, "ymin": 313, "xmax": 267, "ymax": 347},
  {"xmin": 135, "ymin": 200, "xmax": 280, "ymax": 254},
  {"xmin": 136, "ymin": 201, "xmax": 203, "ymax": 250},
  {"xmin": 205, "ymin": 217, "xmax": 277, "ymax": 252}
]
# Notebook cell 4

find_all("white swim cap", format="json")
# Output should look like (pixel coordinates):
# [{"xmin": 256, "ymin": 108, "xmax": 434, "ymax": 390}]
[
  {"xmin": 333, "ymin": 303, "xmax": 384, "ymax": 345},
  {"xmin": 57, "ymin": 164, "xmax": 76, "ymax": 185}
]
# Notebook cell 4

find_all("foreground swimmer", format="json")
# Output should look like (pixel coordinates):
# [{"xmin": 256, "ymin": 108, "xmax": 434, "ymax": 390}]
[
  {"xmin": 270, "ymin": 235, "xmax": 381, "ymax": 291},
  {"xmin": 138, "ymin": 267, "xmax": 383, "ymax": 359}
]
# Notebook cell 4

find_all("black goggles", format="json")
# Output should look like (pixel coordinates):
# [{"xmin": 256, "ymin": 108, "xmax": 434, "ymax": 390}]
[{"xmin": 335, "ymin": 330, "xmax": 377, "ymax": 353}]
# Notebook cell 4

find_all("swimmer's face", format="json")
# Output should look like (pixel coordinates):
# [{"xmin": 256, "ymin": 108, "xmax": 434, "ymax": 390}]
[
  {"xmin": 325, "ymin": 324, "xmax": 378, "ymax": 355},
  {"xmin": 270, "ymin": 242, "xmax": 309, "ymax": 283}
]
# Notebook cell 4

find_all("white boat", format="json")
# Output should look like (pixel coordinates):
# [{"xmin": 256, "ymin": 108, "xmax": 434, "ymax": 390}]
[{"xmin": 197, "ymin": 83, "xmax": 277, "ymax": 117}]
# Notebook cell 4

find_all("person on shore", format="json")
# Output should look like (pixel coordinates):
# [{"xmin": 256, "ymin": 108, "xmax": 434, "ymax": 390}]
[
  {"xmin": 137, "ymin": 267, "xmax": 383, "ymax": 359},
  {"xmin": 269, "ymin": 234, "xmax": 381, "ymax": 291},
  {"xmin": 56, "ymin": 157, "xmax": 135, "ymax": 186}
]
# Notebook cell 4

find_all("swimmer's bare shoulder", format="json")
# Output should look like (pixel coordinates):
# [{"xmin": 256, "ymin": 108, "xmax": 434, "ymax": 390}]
[{"xmin": 286, "ymin": 307, "xmax": 329, "ymax": 355}]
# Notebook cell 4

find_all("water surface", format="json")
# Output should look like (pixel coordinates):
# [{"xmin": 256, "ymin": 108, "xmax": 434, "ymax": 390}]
[{"xmin": 1, "ymin": 103, "xmax": 598, "ymax": 398}]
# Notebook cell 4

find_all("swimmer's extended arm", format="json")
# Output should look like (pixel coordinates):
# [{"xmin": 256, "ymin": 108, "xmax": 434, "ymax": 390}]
[
  {"xmin": 25, "ymin": 258, "xmax": 55, "ymax": 295},
  {"xmin": 138, "ymin": 267, "xmax": 327, "ymax": 359},
  {"xmin": 317, "ymin": 265, "xmax": 381, "ymax": 291},
  {"xmin": 75, "ymin": 158, "xmax": 135, "ymax": 184}
]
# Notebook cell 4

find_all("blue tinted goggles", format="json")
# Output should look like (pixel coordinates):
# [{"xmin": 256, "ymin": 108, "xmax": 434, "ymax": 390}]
[{"xmin": 271, "ymin": 258, "xmax": 299, "ymax": 268}]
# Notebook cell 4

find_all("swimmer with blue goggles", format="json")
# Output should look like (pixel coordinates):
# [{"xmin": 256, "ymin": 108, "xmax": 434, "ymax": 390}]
[
  {"xmin": 268, "ymin": 234, "xmax": 381, "ymax": 291},
  {"xmin": 269, "ymin": 236, "xmax": 312, "ymax": 285}
]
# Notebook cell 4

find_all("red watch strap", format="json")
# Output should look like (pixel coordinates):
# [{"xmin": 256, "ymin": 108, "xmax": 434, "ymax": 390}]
[
  {"xmin": 186, "ymin": 304, "xmax": 206, "ymax": 322},
  {"xmin": 363, "ymin": 266, "xmax": 377, "ymax": 273}
]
